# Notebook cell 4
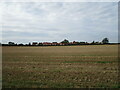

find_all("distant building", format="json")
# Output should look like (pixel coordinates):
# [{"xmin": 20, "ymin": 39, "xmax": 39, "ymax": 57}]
[
  {"xmin": 69, "ymin": 42, "xmax": 73, "ymax": 45},
  {"xmin": 79, "ymin": 42, "xmax": 86, "ymax": 45},
  {"xmin": 32, "ymin": 42, "xmax": 38, "ymax": 46},
  {"xmin": 42, "ymin": 42, "xmax": 52, "ymax": 46},
  {"xmin": 59, "ymin": 43, "xmax": 65, "ymax": 45},
  {"xmin": 38, "ymin": 43, "xmax": 43, "ymax": 46},
  {"xmin": 72, "ymin": 41, "xmax": 79, "ymax": 45},
  {"xmin": 52, "ymin": 42, "xmax": 58, "ymax": 45}
]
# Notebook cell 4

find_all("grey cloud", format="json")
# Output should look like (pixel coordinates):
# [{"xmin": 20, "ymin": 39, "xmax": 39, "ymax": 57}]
[{"xmin": 1, "ymin": 2, "xmax": 118, "ymax": 43}]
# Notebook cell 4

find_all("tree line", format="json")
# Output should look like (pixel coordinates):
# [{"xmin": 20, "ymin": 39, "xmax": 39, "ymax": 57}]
[{"xmin": 1, "ymin": 38, "xmax": 117, "ymax": 46}]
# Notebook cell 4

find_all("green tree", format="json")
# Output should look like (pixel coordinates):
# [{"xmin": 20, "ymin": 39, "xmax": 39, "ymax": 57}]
[
  {"xmin": 91, "ymin": 41, "xmax": 95, "ymax": 44},
  {"xmin": 102, "ymin": 38, "xmax": 109, "ymax": 44},
  {"xmin": 61, "ymin": 39, "xmax": 69, "ymax": 44}
]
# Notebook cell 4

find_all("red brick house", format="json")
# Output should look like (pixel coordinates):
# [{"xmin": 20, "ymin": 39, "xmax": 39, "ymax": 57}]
[
  {"xmin": 32, "ymin": 42, "xmax": 38, "ymax": 45},
  {"xmin": 42, "ymin": 42, "xmax": 52, "ymax": 46}
]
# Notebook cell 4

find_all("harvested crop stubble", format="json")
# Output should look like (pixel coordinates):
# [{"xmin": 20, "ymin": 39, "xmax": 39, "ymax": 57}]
[{"xmin": 2, "ymin": 45, "xmax": 119, "ymax": 88}]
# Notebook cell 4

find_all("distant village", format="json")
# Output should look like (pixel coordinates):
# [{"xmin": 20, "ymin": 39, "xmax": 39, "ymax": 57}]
[{"xmin": 1, "ymin": 38, "xmax": 118, "ymax": 46}]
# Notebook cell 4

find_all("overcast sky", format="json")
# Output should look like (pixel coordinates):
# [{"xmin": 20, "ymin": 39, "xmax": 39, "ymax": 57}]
[{"xmin": 1, "ymin": 2, "xmax": 118, "ymax": 44}]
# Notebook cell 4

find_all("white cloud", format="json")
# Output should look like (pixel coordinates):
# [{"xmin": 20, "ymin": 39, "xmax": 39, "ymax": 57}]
[{"xmin": 1, "ymin": 2, "xmax": 118, "ymax": 43}]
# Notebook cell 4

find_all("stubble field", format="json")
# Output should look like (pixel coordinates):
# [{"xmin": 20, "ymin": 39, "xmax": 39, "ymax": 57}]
[{"xmin": 2, "ymin": 45, "xmax": 119, "ymax": 88}]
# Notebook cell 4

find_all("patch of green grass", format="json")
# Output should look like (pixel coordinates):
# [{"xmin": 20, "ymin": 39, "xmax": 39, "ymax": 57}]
[
  {"xmin": 3, "ymin": 80, "xmax": 75, "ymax": 88},
  {"xmin": 63, "ymin": 61, "xmax": 115, "ymax": 63},
  {"xmin": 97, "ymin": 83, "xmax": 113, "ymax": 88},
  {"xmin": 111, "ymin": 84, "xmax": 120, "ymax": 88},
  {"xmin": 3, "ymin": 80, "xmax": 45, "ymax": 88},
  {"xmin": 96, "ymin": 61, "xmax": 114, "ymax": 63},
  {"xmin": 97, "ymin": 84, "xmax": 120, "ymax": 88},
  {"xmin": 63, "ymin": 61, "xmax": 83, "ymax": 63},
  {"xmin": 48, "ymin": 82, "xmax": 75, "ymax": 88}
]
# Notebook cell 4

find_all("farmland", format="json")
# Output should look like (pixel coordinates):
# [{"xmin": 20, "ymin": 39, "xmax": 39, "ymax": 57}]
[{"xmin": 2, "ymin": 45, "xmax": 119, "ymax": 88}]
